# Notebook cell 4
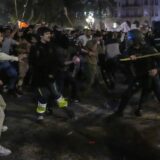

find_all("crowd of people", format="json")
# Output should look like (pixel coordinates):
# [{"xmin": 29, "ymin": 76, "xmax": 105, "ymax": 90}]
[{"xmin": 0, "ymin": 20, "xmax": 160, "ymax": 156}]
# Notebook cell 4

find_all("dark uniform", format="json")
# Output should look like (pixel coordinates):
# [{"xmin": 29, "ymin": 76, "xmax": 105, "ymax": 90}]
[{"xmin": 115, "ymin": 29, "xmax": 160, "ymax": 117}]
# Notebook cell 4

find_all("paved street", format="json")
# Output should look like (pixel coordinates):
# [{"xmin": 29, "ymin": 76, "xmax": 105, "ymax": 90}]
[{"xmin": 1, "ymin": 84, "xmax": 160, "ymax": 160}]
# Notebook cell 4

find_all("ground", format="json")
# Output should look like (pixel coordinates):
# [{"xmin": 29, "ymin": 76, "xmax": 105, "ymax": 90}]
[{"xmin": 1, "ymin": 83, "xmax": 160, "ymax": 160}]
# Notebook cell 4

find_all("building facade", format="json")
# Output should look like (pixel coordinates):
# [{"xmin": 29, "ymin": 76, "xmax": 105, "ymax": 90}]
[{"xmin": 116, "ymin": 0, "xmax": 160, "ymax": 23}]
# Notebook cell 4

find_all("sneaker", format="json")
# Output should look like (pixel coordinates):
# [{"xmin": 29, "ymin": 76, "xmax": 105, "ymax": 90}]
[
  {"xmin": 37, "ymin": 115, "xmax": 44, "ymax": 121},
  {"xmin": 2, "ymin": 126, "xmax": 8, "ymax": 132},
  {"xmin": 0, "ymin": 145, "xmax": 12, "ymax": 156},
  {"xmin": 57, "ymin": 97, "xmax": 68, "ymax": 108}
]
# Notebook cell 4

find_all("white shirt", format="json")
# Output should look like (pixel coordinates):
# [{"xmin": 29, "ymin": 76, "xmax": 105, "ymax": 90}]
[{"xmin": 78, "ymin": 35, "xmax": 92, "ymax": 46}]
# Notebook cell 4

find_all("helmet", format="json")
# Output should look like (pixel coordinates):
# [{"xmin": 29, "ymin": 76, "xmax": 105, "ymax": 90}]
[{"xmin": 127, "ymin": 29, "xmax": 145, "ymax": 47}]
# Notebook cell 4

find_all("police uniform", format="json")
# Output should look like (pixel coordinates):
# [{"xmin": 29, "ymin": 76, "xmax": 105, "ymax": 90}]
[{"xmin": 115, "ymin": 29, "xmax": 160, "ymax": 116}]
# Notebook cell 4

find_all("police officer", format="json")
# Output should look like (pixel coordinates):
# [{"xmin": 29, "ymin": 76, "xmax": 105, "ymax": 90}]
[{"xmin": 114, "ymin": 29, "xmax": 160, "ymax": 117}]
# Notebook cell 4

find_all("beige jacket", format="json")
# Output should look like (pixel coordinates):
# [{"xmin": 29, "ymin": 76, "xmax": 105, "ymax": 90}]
[{"xmin": 0, "ymin": 52, "xmax": 18, "ymax": 62}]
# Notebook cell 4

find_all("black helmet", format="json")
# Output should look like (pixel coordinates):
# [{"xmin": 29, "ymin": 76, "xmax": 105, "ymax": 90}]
[{"xmin": 127, "ymin": 29, "xmax": 145, "ymax": 47}]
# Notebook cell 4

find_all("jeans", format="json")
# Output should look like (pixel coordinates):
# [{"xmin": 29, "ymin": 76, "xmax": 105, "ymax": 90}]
[{"xmin": 0, "ymin": 62, "xmax": 17, "ymax": 90}]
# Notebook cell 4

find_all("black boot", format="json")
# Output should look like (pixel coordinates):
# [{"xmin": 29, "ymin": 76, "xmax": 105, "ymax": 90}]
[
  {"xmin": 134, "ymin": 109, "xmax": 142, "ymax": 117},
  {"xmin": 112, "ymin": 111, "xmax": 123, "ymax": 117}
]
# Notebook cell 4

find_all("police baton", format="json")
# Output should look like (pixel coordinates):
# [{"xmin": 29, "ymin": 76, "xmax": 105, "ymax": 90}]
[{"xmin": 120, "ymin": 53, "xmax": 160, "ymax": 62}]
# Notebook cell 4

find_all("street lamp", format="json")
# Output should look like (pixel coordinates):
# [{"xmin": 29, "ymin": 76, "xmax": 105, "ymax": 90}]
[
  {"xmin": 86, "ymin": 14, "xmax": 95, "ymax": 28},
  {"xmin": 113, "ymin": 22, "xmax": 117, "ymax": 29}
]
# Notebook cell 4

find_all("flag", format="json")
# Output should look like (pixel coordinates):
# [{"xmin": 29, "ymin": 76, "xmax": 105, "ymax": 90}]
[{"xmin": 18, "ymin": 21, "xmax": 29, "ymax": 29}]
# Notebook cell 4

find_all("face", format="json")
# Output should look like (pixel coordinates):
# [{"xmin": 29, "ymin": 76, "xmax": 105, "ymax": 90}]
[
  {"xmin": 0, "ymin": 32, "xmax": 4, "ymax": 44},
  {"xmin": 41, "ymin": 32, "xmax": 51, "ymax": 43}
]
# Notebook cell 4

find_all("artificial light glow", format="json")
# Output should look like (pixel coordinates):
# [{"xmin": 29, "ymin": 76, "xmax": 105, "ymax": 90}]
[
  {"xmin": 113, "ymin": 22, "xmax": 117, "ymax": 29},
  {"xmin": 86, "ymin": 15, "xmax": 95, "ymax": 24},
  {"xmin": 89, "ymin": 11, "xmax": 94, "ymax": 17},
  {"xmin": 84, "ymin": 26, "xmax": 89, "ymax": 29}
]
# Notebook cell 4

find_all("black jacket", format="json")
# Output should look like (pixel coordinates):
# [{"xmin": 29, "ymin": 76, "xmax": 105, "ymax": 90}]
[
  {"xmin": 29, "ymin": 41, "xmax": 56, "ymax": 87},
  {"xmin": 127, "ymin": 44, "xmax": 160, "ymax": 77}
]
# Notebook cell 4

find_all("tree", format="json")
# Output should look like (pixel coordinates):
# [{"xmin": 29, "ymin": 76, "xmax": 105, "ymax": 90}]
[{"xmin": 0, "ymin": 0, "xmax": 115, "ymax": 25}]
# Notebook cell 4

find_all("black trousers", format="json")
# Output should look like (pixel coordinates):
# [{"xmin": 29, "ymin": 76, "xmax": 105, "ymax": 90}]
[
  {"xmin": 117, "ymin": 74, "xmax": 160, "ymax": 114},
  {"xmin": 56, "ymin": 70, "xmax": 78, "ymax": 99}
]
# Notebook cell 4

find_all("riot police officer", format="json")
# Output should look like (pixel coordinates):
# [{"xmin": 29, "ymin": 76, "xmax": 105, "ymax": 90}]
[{"xmin": 114, "ymin": 29, "xmax": 160, "ymax": 117}]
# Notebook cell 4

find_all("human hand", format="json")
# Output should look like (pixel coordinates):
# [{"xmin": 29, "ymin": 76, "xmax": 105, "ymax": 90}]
[
  {"xmin": 130, "ymin": 55, "xmax": 137, "ymax": 60},
  {"xmin": 0, "ymin": 80, "xmax": 3, "ymax": 86},
  {"xmin": 72, "ymin": 56, "xmax": 80, "ymax": 64},
  {"xmin": 149, "ymin": 69, "xmax": 158, "ymax": 77},
  {"xmin": 18, "ymin": 54, "xmax": 27, "ymax": 63}
]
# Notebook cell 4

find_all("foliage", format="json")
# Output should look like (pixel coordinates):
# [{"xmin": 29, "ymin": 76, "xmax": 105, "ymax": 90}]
[{"xmin": 0, "ymin": 0, "xmax": 115, "ymax": 24}]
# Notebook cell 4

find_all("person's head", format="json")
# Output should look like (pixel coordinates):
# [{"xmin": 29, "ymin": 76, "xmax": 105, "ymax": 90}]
[
  {"xmin": 127, "ymin": 29, "xmax": 145, "ymax": 48},
  {"xmin": 133, "ymin": 20, "xmax": 140, "ymax": 28},
  {"xmin": 84, "ymin": 29, "xmax": 91, "ymax": 38},
  {"xmin": 93, "ymin": 31, "xmax": 102, "ymax": 41},
  {"xmin": 37, "ymin": 27, "xmax": 51, "ymax": 43}
]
